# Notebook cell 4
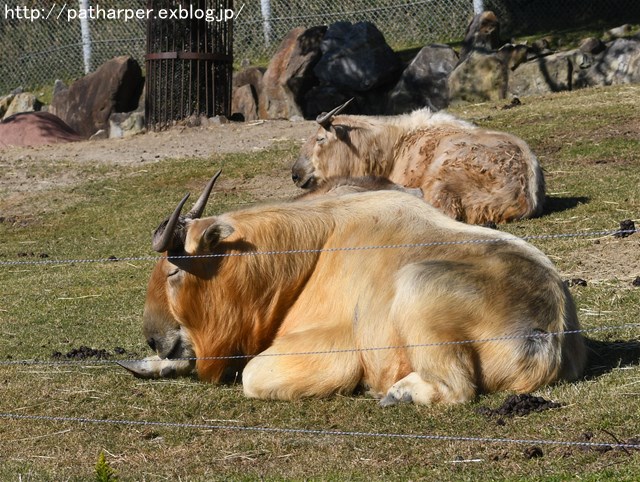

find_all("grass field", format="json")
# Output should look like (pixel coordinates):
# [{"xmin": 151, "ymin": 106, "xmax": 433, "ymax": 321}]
[{"xmin": 1, "ymin": 85, "xmax": 639, "ymax": 480}]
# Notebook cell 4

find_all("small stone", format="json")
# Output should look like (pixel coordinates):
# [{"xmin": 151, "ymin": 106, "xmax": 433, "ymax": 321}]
[{"xmin": 565, "ymin": 278, "xmax": 587, "ymax": 287}]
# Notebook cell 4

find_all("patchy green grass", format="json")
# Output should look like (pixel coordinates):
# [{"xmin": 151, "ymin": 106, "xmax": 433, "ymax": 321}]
[{"xmin": 1, "ymin": 86, "xmax": 639, "ymax": 480}]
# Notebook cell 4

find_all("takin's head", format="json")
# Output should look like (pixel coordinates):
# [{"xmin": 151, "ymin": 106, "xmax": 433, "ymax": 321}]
[
  {"xmin": 291, "ymin": 98, "xmax": 362, "ymax": 189},
  {"xmin": 118, "ymin": 170, "xmax": 234, "ymax": 380}
]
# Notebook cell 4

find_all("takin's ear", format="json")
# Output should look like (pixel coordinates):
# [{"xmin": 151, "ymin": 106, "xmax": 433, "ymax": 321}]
[
  {"xmin": 333, "ymin": 124, "xmax": 349, "ymax": 141},
  {"xmin": 203, "ymin": 222, "xmax": 235, "ymax": 249},
  {"xmin": 185, "ymin": 218, "xmax": 235, "ymax": 254}
]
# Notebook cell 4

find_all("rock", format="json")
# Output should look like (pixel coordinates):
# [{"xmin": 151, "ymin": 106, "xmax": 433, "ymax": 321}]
[
  {"xmin": 89, "ymin": 129, "xmax": 109, "ymax": 141},
  {"xmin": 302, "ymin": 84, "xmax": 354, "ymax": 120},
  {"xmin": 232, "ymin": 84, "xmax": 259, "ymax": 121},
  {"xmin": 449, "ymin": 50, "xmax": 508, "ymax": 103},
  {"xmin": 50, "ymin": 55, "xmax": 144, "ymax": 138},
  {"xmin": 52, "ymin": 79, "xmax": 67, "ymax": 98},
  {"xmin": 0, "ymin": 94, "xmax": 15, "ymax": 118},
  {"xmin": 313, "ymin": 21, "xmax": 402, "ymax": 93},
  {"xmin": 528, "ymin": 38, "xmax": 554, "ymax": 59},
  {"xmin": 109, "ymin": 111, "xmax": 145, "ymax": 139},
  {"xmin": 184, "ymin": 114, "xmax": 201, "ymax": 128},
  {"xmin": 208, "ymin": 115, "xmax": 229, "ymax": 125},
  {"xmin": 604, "ymin": 24, "xmax": 636, "ymax": 41},
  {"xmin": 575, "ymin": 38, "xmax": 640, "ymax": 87},
  {"xmin": 2, "ymin": 92, "xmax": 43, "ymax": 119},
  {"xmin": 259, "ymin": 26, "xmax": 326, "ymax": 120},
  {"xmin": 459, "ymin": 11, "xmax": 501, "ymax": 62},
  {"xmin": 509, "ymin": 51, "xmax": 575, "ymax": 97},
  {"xmin": 233, "ymin": 66, "xmax": 264, "ymax": 95},
  {"xmin": 579, "ymin": 37, "xmax": 606, "ymax": 55},
  {"xmin": 386, "ymin": 44, "xmax": 458, "ymax": 113},
  {"xmin": 497, "ymin": 44, "xmax": 529, "ymax": 71},
  {"xmin": 0, "ymin": 112, "xmax": 83, "ymax": 147}
]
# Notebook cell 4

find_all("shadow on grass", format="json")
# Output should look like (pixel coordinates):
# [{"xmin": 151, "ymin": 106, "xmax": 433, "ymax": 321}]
[
  {"xmin": 583, "ymin": 338, "xmax": 640, "ymax": 379},
  {"xmin": 543, "ymin": 196, "xmax": 590, "ymax": 216}
]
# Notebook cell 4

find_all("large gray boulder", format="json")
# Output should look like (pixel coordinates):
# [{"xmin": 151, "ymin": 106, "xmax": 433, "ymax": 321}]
[
  {"xmin": 387, "ymin": 44, "xmax": 458, "ymax": 113},
  {"xmin": 258, "ymin": 26, "xmax": 326, "ymax": 120},
  {"xmin": 301, "ymin": 84, "xmax": 354, "ymax": 120},
  {"xmin": 49, "ymin": 55, "xmax": 144, "ymax": 138},
  {"xmin": 459, "ymin": 11, "xmax": 501, "ymax": 63},
  {"xmin": 509, "ymin": 51, "xmax": 576, "ymax": 97},
  {"xmin": 575, "ymin": 38, "xmax": 640, "ymax": 87},
  {"xmin": 448, "ymin": 50, "xmax": 509, "ymax": 103},
  {"xmin": 313, "ymin": 21, "xmax": 402, "ymax": 92}
]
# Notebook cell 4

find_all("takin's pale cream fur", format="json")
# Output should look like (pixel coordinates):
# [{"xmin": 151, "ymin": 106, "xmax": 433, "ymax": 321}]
[
  {"xmin": 134, "ymin": 186, "xmax": 585, "ymax": 405},
  {"xmin": 291, "ymin": 108, "xmax": 545, "ymax": 225}
]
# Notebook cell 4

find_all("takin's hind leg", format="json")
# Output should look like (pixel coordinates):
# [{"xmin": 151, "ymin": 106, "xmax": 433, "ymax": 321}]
[{"xmin": 379, "ymin": 344, "xmax": 478, "ymax": 407}]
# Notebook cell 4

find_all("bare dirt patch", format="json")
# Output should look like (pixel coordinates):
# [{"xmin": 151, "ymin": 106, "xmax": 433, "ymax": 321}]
[
  {"xmin": 0, "ymin": 119, "xmax": 316, "ymax": 214},
  {"xmin": 556, "ymin": 234, "xmax": 640, "ymax": 284},
  {"xmin": 0, "ymin": 119, "xmax": 315, "ymax": 165}
]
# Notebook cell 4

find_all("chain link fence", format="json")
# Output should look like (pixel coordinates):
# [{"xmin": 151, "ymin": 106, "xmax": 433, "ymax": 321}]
[{"xmin": 1, "ymin": 0, "xmax": 638, "ymax": 94}]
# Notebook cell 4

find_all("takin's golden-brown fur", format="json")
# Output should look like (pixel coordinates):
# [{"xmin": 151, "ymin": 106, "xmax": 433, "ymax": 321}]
[
  {"xmin": 291, "ymin": 106, "xmax": 545, "ymax": 225},
  {"xmin": 129, "ymin": 178, "xmax": 585, "ymax": 406}
]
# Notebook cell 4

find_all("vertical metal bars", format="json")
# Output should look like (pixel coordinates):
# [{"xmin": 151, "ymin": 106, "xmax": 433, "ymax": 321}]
[{"xmin": 145, "ymin": 0, "xmax": 234, "ymax": 130}]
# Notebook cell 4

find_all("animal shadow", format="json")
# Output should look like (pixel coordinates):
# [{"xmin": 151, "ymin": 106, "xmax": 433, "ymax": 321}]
[
  {"xmin": 543, "ymin": 196, "xmax": 589, "ymax": 216},
  {"xmin": 583, "ymin": 338, "xmax": 640, "ymax": 379}
]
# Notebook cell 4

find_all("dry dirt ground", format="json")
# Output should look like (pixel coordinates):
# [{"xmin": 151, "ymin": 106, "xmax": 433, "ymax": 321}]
[
  {"xmin": 0, "ymin": 120, "xmax": 316, "ymax": 197},
  {"xmin": 1, "ymin": 118, "xmax": 638, "ymax": 283}
]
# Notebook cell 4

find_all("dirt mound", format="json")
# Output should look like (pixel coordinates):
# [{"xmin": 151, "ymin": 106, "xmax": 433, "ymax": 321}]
[
  {"xmin": 476, "ymin": 394, "xmax": 563, "ymax": 419},
  {"xmin": 52, "ymin": 346, "xmax": 135, "ymax": 360}
]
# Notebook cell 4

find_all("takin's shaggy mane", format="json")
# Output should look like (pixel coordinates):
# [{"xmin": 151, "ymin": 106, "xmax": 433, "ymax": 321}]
[
  {"xmin": 292, "ymin": 104, "xmax": 545, "ymax": 225},
  {"xmin": 126, "ymin": 176, "xmax": 586, "ymax": 406}
]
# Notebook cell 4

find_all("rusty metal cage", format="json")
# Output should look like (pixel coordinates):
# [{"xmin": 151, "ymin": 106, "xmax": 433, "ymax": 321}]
[{"xmin": 145, "ymin": 0, "xmax": 233, "ymax": 130}]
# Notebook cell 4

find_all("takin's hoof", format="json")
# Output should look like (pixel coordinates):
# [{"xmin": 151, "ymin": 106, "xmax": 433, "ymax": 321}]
[
  {"xmin": 379, "ymin": 391, "xmax": 413, "ymax": 407},
  {"xmin": 117, "ymin": 356, "xmax": 195, "ymax": 379}
]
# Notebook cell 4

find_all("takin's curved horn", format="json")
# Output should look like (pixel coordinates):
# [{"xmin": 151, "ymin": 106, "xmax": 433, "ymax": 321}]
[
  {"xmin": 151, "ymin": 171, "xmax": 223, "ymax": 253},
  {"xmin": 316, "ymin": 98, "xmax": 354, "ymax": 128},
  {"xmin": 185, "ymin": 169, "xmax": 222, "ymax": 219},
  {"xmin": 152, "ymin": 192, "xmax": 191, "ymax": 253}
]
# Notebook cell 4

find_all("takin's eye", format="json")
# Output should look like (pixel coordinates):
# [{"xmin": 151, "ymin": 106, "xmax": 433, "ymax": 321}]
[
  {"xmin": 316, "ymin": 135, "xmax": 326, "ymax": 144},
  {"xmin": 167, "ymin": 267, "xmax": 181, "ymax": 278}
]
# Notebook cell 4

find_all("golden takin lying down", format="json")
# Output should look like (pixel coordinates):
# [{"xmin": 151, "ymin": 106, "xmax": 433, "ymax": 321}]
[
  {"xmin": 122, "ymin": 173, "xmax": 585, "ymax": 406},
  {"xmin": 292, "ymin": 100, "xmax": 545, "ymax": 225}
]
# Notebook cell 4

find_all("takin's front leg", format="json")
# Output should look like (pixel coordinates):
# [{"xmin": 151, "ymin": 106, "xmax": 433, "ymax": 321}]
[{"xmin": 241, "ymin": 325, "xmax": 363, "ymax": 400}]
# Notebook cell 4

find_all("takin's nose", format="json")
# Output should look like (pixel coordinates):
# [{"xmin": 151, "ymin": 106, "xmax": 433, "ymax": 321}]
[
  {"xmin": 147, "ymin": 337, "xmax": 157, "ymax": 353},
  {"xmin": 292, "ymin": 171, "xmax": 300, "ymax": 183}
]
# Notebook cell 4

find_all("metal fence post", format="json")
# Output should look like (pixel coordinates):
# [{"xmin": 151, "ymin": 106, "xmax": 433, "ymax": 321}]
[
  {"xmin": 261, "ymin": 0, "xmax": 272, "ymax": 47},
  {"xmin": 79, "ymin": 0, "xmax": 92, "ymax": 74}
]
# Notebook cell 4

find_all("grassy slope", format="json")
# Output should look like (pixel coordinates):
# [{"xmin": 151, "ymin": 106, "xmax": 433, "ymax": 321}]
[{"xmin": 0, "ymin": 86, "xmax": 639, "ymax": 480}]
